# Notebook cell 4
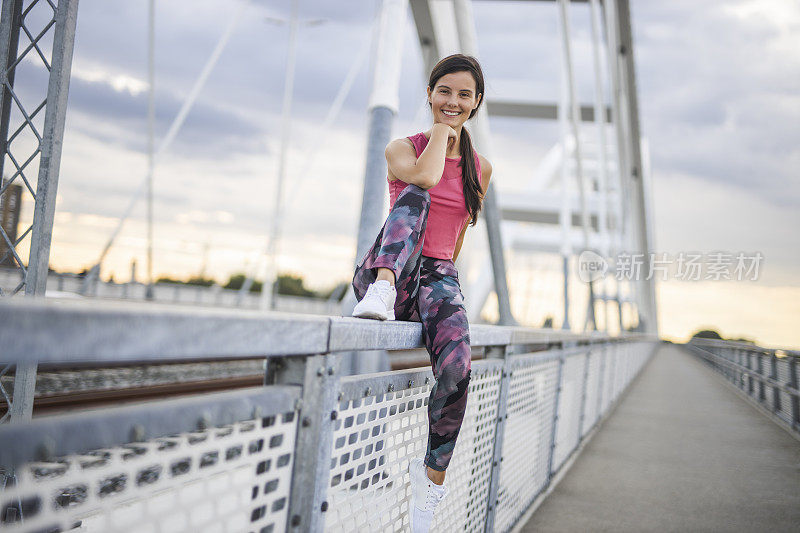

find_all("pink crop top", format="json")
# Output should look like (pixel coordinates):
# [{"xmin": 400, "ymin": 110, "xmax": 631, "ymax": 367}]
[{"xmin": 387, "ymin": 131, "xmax": 482, "ymax": 260}]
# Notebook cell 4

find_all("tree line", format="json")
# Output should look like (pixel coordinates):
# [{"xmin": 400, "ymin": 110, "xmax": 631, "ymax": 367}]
[{"xmin": 154, "ymin": 272, "xmax": 348, "ymax": 301}]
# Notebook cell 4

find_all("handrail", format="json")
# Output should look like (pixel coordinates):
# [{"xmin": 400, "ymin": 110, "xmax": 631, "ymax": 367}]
[
  {"xmin": 688, "ymin": 337, "xmax": 800, "ymax": 358},
  {"xmin": 0, "ymin": 298, "xmax": 656, "ymax": 364}
]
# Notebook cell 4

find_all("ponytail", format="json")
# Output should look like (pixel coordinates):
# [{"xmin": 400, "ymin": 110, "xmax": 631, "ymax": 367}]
[{"xmin": 459, "ymin": 127, "xmax": 483, "ymax": 226}]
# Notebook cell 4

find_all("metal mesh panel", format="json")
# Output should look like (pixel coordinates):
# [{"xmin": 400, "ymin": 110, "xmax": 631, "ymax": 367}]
[
  {"xmin": 737, "ymin": 349, "xmax": 746, "ymax": 390},
  {"xmin": 742, "ymin": 350, "xmax": 752, "ymax": 393},
  {"xmin": 736, "ymin": 350, "xmax": 747, "ymax": 390},
  {"xmin": 725, "ymin": 349, "xmax": 736, "ymax": 382},
  {"xmin": 493, "ymin": 355, "xmax": 560, "ymax": 532},
  {"xmin": 609, "ymin": 347, "xmax": 620, "ymax": 402},
  {"xmin": 324, "ymin": 360, "xmax": 503, "ymax": 532},
  {"xmin": 0, "ymin": 412, "xmax": 297, "ymax": 532},
  {"xmin": 431, "ymin": 362, "xmax": 502, "ymax": 532},
  {"xmin": 758, "ymin": 353, "xmax": 769, "ymax": 404},
  {"xmin": 600, "ymin": 344, "xmax": 614, "ymax": 414},
  {"xmin": 623, "ymin": 345, "xmax": 635, "ymax": 387},
  {"xmin": 729, "ymin": 349, "xmax": 745, "ymax": 390},
  {"xmin": 742, "ymin": 351, "xmax": 752, "ymax": 392},
  {"xmin": 717, "ymin": 348, "xmax": 729, "ymax": 379},
  {"xmin": 775, "ymin": 357, "xmax": 792, "ymax": 424},
  {"xmin": 581, "ymin": 347, "xmax": 603, "ymax": 437},
  {"xmin": 620, "ymin": 343, "xmax": 632, "ymax": 389},
  {"xmin": 760, "ymin": 354, "xmax": 775, "ymax": 410},
  {"xmin": 552, "ymin": 352, "xmax": 587, "ymax": 471},
  {"xmin": 631, "ymin": 342, "xmax": 646, "ymax": 382},
  {"xmin": 736, "ymin": 349, "xmax": 744, "ymax": 382},
  {"xmin": 747, "ymin": 352, "xmax": 757, "ymax": 395}
]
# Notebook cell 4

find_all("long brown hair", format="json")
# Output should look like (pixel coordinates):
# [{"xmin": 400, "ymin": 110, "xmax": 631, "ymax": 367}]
[{"xmin": 428, "ymin": 54, "xmax": 485, "ymax": 227}]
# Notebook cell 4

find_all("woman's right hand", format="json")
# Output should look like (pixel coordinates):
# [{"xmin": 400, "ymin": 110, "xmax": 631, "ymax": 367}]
[
  {"xmin": 446, "ymin": 126, "xmax": 458, "ymax": 153},
  {"xmin": 434, "ymin": 123, "xmax": 458, "ymax": 152}
]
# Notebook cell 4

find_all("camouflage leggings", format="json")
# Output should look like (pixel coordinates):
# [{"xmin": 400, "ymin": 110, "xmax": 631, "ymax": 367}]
[{"xmin": 352, "ymin": 183, "xmax": 471, "ymax": 471}]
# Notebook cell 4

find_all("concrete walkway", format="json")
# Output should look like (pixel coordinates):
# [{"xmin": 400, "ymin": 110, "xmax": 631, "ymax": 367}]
[{"xmin": 521, "ymin": 343, "xmax": 800, "ymax": 533}]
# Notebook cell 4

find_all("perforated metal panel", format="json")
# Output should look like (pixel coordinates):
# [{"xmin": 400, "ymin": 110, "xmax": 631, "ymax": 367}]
[
  {"xmin": 324, "ymin": 360, "xmax": 503, "ymax": 532},
  {"xmin": 775, "ymin": 357, "xmax": 792, "ymax": 424},
  {"xmin": 759, "ymin": 353, "xmax": 773, "ymax": 410},
  {"xmin": 325, "ymin": 375, "xmax": 430, "ymax": 532},
  {"xmin": 581, "ymin": 347, "xmax": 603, "ymax": 437},
  {"xmin": 600, "ymin": 344, "xmax": 614, "ymax": 414},
  {"xmin": 724, "ymin": 349, "xmax": 736, "ymax": 383},
  {"xmin": 630, "ymin": 342, "xmax": 647, "ymax": 384},
  {"xmin": 733, "ymin": 350, "xmax": 741, "ymax": 383},
  {"xmin": 0, "ymin": 413, "xmax": 297, "ymax": 532},
  {"xmin": 493, "ymin": 355, "xmax": 560, "ymax": 532},
  {"xmin": 552, "ymin": 352, "xmax": 587, "ymax": 471},
  {"xmin": 622, "ymin": 346, "xmax": 633, "ymax": 387},
  {"xmin": 619, "ymin": 343, "xmax": 631, "ymax": 390},
  {"xmin": 736, "ymin": 349, "xmax": 747, "ymax": 391},
  {"xmin": 611, "ymin": 346, "xmax": 622, "ymax": 398},
  {"xmin": 748, "ymin": 352, "xmax": 758, "ymax": 395},
  {"xmin": 432, "ymin": 361, "xmax": 503, "ymax": 532}
]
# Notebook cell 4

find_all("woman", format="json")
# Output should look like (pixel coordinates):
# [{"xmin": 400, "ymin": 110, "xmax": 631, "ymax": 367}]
[{"xmin": 351, "ymin": 53, "xmax": 492, "ymax": 532}]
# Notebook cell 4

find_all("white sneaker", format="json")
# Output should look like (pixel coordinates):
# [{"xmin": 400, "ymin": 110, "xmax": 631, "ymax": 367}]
[
  {"xmin": 352, "ymin": 280, "xmax": 396, "ymax": 320},
  {"xmin": 408, "ymin": 458, "xmax": 447, "ymax": 533}
]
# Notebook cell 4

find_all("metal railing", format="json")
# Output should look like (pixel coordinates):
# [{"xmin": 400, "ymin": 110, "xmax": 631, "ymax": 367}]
[
  {"xmin": 0, "ymin": 299, "xmax": 658, "ymax": 532},
  {"xmin": 0, "ymin": 267, "xmax": 343, "ymax": 314},
  {"xmin": 686, "ymin": 338, "xmax": 800, "ymax": 436}
]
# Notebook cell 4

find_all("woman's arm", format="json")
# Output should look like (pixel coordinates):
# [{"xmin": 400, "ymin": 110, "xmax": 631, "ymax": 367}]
[
  {"xmin": 453, "ymin": 154, "xmax": 493, "ymax": 263},
  {"xmin": 385, "ymin": 124, "xmax": 456, "ymax": 190}
]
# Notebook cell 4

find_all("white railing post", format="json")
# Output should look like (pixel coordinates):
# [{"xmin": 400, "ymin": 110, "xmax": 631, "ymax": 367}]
[
  {"xmin": 546, "ymin": 347, "xmax": 567, "ymax": 480},
  {"xmin": 577, "ymin": 345, "xmax": 592, "ymax": 441},
  {"xmin": 269, "ymin": 354, "xmax": 339, "ymax": 532},
  {"xmin": 483, "ymin": 344, "xmax": 511, "ymax": 533}
]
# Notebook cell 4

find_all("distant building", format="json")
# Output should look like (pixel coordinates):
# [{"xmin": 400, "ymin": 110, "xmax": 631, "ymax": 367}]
[{"xmin": 0, "ymin": 183, "xmax": 22, "ymax": 267}]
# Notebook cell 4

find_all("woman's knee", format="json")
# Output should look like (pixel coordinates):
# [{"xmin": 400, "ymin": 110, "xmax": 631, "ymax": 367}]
[{"xmin": 397, "ymin": 183, "xmax": 431, "ymax": 206}]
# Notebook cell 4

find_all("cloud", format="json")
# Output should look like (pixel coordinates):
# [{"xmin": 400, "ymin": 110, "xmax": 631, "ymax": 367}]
[
  {"xmin": 631, "ymin": 1, "xmax": 800, "ymax": 208},
  {"xmin": 651, "ymin": 170, "xmax": 800, "ymax": 286}
]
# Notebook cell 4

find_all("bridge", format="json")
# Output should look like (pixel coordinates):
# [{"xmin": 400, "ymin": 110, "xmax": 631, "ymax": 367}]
[{"xmin": 0, "ymin": 0, "xmax": 797, "ymax": 532}]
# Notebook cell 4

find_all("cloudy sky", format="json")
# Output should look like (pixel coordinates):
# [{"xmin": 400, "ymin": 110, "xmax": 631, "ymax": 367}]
[{"xmin": 10, "ymin": 0, "xmax": 798, "ymax": 348}]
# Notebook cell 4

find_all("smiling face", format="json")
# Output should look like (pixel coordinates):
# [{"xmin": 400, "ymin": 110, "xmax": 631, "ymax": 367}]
[{"xmin": 427, "ymin": 71, "xmax": 482, "ymax": 128}]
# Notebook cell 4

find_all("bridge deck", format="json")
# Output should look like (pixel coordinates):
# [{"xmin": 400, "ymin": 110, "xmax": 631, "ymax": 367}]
[{"xmin": 521, "ymin": 343, "xmax": 800, "ymax": 532}]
